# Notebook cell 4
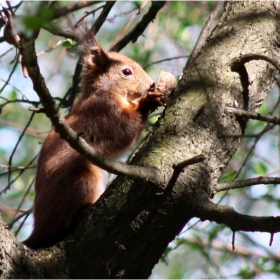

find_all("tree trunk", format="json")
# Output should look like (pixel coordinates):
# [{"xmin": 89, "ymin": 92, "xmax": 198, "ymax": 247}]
[{"xmin": 1, "ymin": 1, "xmax": 279, "ymax": 278}]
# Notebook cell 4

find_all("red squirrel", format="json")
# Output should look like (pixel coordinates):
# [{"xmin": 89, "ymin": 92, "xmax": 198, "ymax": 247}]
[{"xmin": 23, "ymin": 29, "xmax": 176, "ymax": 249}]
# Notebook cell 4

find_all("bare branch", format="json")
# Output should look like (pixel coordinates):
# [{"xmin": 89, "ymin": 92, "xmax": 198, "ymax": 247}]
[
  {"xmin": 7, "ymin": 112, "xmax": 35, "ymax": 187},
  {"xmin": 65, "ymin": 2, "xmax": 116, "ymax": 109},
  {"xmin": 91, "ymin": 1, "xmax": 115, "ymax": 34},
  {"xmin": 231, "ymin": 53, "xmax": 280, "ymax": 74},
  {"xmin": 269, "ymin": 233, "xmax": 274, "ymax": 246},
  {"xmin": 8, "ymin": 208, "xmax": 32, "ymax": 230},
  {"xmin": 165, "ymin": 155, "xmax": 205, "ymax": 195},
  {"xmin": 111, "ymin": 1, "xmax": 149, "ymax": 48},
  {"xmin": 144, "ymin": 55, "xmax": 189, "ymax": 69},
  {"xmin": 42, "ymin": 24, "xmax": 76, "ymax": 40},
  {"xmin": 231, "ymin": 231, "xmax": 235, "ymax": 251},
  {"xmin": 0, "ymin": 54, "xmax": 19, "ymax": 94},
  {"xmin": 228, "ymin": 124, "xmax": 275, "ymax": 181},
  {"xmin": 0, "ymin": 153, "xmax": 39, "ymax": 195},
  {"xmin": 215, "ymin": 176, "xmax": 280, "ymax": 193},
  {"xmin": 52, "ymin": 1, "xmax": 100, "ymax": 20},
  {"xmin": 110, "ymin": 1, "xmax": 166, "ymax": 52},
  {"xmin": 0, "ymin": 47, "xmax": 13, "ymax": 58},
  {"xmin": 0, "ymin": 119, "xmax": 45, "ymax": 138},
  {"xmin": 11, "ymin": 177, "xmax": 35, "ymax": 227},
  {"xmin": 184, "ymin": 1, "xmax": 224, "ymax": 71},
  {"xmin": 194, "ymin": 199, "xmax": 280, "ymax": 233},
  {"xmin": 226, "ymin": 106, "xmax": 280, "ymax": 125}
]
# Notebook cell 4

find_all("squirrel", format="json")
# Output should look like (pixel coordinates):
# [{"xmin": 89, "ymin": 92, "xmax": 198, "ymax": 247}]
[{"xmin": 23, "ymin": 28, "xmax": 176, "ymax": 249}]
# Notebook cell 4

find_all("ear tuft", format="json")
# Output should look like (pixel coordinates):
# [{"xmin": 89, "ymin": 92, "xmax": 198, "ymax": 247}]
[{"xmin": 76, "ymin": 26, "xmax": 110, "ymax": 70}]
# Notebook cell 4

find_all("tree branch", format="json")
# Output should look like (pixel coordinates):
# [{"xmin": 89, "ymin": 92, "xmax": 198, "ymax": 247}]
[
  {"xmin": 164, "ymin": 155, "xmax": 205, "ymax": 195},
  {"xmin": 231, "ymin": 53, "xmax": 280, "ymax": 73},
  {"xmin": 52, "ymin": 1, "xmax": 100, "ymax": 20},
  {"xmin": 184, "ymin": 1, "xmax": 224, "ymax": 71},
  {"xmin": 144, "ymin": 55, "xmax": 189, "ymax": 70},
  {"xmin": 226, "ymin": 106, "xmax": 280, "ymax": 125},
  {"xmin": 194, "ymin": 199, "xmax": 280, "ymax": 234},
  {"xmin": 91, "ymin": 1, "xmax": 115, "ymax": 34},
  {"xmin": 215, "ymin": 176, "xmax": 280, "ymax": 192},
  {"xmin": 65, "ymin": 1, "xmax": 116, "ymax": 109},
  {"xmin": 110, "ymin": 1, "xmax": 166, "ymax": 52}
]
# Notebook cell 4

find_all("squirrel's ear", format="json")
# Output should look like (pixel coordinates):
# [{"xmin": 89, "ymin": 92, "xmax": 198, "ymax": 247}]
[{"xmin": 79, "ymin": 27, "xmax": 110, "ymax": 69}]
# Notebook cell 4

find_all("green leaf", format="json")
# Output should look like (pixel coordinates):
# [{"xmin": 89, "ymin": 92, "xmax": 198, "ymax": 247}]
[
  {"xmin": 62, "ymin": 39, "xmax": 75, "ymax": 48},
  {"xmin": 252, "ymin": 162, "xmax": 268, "ymax": 176},
  {"xmin": 9, "ymin": 89, "xmax": 18, "ymax": 100}
]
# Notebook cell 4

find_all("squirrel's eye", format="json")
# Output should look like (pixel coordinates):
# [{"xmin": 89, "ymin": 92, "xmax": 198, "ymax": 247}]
[{"xmin": 122, "ymin": 68, "xmax": 132, "ymax": 76}]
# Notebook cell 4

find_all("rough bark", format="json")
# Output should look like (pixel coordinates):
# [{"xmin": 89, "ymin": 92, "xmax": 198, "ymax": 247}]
[{"xmin": 1, "ymin": 1, "xmax": 280, "ymax": 278}]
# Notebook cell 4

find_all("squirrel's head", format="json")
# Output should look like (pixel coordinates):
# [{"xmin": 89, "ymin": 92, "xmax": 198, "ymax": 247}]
[{"xmin": 80, "ymin": 29, "xmax": 154, "ymax": 101}]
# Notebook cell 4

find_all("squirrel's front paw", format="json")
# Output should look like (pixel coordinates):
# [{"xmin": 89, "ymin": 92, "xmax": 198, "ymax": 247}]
[
  {"xmin": 132, "ymin": 71, "xmax": 177, "ymax": 111},
  {"xmin": 146, "ymin": 71, "xmax": 177, "ymax": 110}
]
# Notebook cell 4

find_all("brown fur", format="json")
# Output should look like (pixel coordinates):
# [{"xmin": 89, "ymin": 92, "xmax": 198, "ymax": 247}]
[{"xmin": 23, "ymin": 29, "xmax": 162, "ymax": 249}]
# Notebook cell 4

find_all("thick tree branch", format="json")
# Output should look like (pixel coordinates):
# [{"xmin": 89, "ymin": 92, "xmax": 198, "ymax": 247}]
[
  {"xmin": 42, "ymin": 24, "xmax": 76, "ymax": 40},
  {"xmin": 215, "ymin": 176, "xmax": 280, "ymax": 192}
]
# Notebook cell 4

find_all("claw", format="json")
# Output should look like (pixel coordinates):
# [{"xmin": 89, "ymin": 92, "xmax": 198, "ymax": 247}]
[{"xmin": 147, "ymin": 91, "xmax": 165, "ymax": 97}]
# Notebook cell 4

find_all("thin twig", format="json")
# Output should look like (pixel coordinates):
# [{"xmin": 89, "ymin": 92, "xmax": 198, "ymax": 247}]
[
  {"xmin": 165, "ymin": 155, "xmax": 205, "ymax": 194},
  {"xmin": 226, "ymin": 106, "xmax": 280, "ymax": 125},
  {"xmin": 51, "ymin": 1, "xmax": 100, "ymax": 20},
  {"xmin": 0, "ymin": 53, "xmax": 19, "ymax": 94},
  {"xmin": 91, "ymin": 1, "xmax": 116, "ymax": 34},
  {"xmin": 0, "ymin": 96, "xmax": 39, "ymax": 108},
  {"xmin": 75, "ymin": 4, "xmax": 105, "ymax": 26},
  {"xmin": 11, "ymin": 177, "xmax": 35, "ymax": 222},
  {"xmin": 144, "ymin": 55, "xmax": 189, "ymax": 69},
  {"xmin": 215, "ymin": 176, "xmax": 280, "ymax": 192},
  {"xmin": 110, "ymin": 1, "xmax": 166, "ymax": 52},
  {"xmin": 232, "ymin": 124, "xmax": 276, "ymax": 181},
  {"xmin": 0, "ymin": 165, "xmax": 36, "ymax": 177},
  {"xmin": 7, "ymin": 112, "xmax": 35, "ymax": 187},
  {"xmin": 269, "ymin": 233, "xmax": 274, "ymax": 247},
  {"xmin": 8, "ymin": 208, "xmax": 32, "ymax": 229},
  {"xmin": 0, "ymin": 153, "xmax": 39, "ymax": 195},
  {"xmin": 111, "ymin": 1, "xmax": 149, "ymax": 47},
  {"xmin": 231, "ymin": 231, "xmax": 235, "ymax": 251},
  {"xmin": 0, "ymin": 120, "xmax": 44, "ymax": 137},
  {"xmin": 184, "ymin": 1, "xmax": 224, "ymax": 71},
  {"xmin": 240, "ymin": 232, "xmax": 280, "ymax": 260},
  {"xmin": 0, "ymin": 47, "xmax": 13, "ymax": 58},
  {"xmin": 36, "ymin": 39, "xmax": 66, "ymax": 57},
  {"xmin": 14, "ymin": 209, "xmax": 32, "ymax": 237},
  {"xmin": 65, "ymin": 2, "xmax": 116, "ymax": 109}
]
